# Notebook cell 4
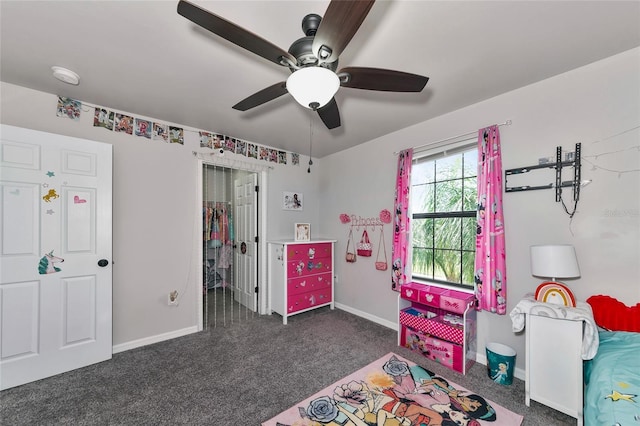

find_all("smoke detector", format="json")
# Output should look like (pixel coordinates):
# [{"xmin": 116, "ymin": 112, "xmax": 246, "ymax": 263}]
[{"xmin": 51, "ymin": 66, "xmax": 80, "ymax": 85}]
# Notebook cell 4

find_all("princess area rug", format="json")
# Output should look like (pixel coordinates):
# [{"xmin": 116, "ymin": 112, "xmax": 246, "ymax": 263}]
[{"xmin": 262, "ymin": 352, "xmax": 523, "ymax": 426}]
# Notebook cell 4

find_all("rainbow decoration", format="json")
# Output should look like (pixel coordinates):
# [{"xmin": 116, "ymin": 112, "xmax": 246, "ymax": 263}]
[{"xmin": 534, "ymin": 281, "xmax": 576, "ymax": 307}]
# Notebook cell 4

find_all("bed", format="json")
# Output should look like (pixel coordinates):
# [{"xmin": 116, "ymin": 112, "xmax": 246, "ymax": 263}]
[{"xmin": 584, "ymin": 295, "xmax": 640, "ymax": 426}]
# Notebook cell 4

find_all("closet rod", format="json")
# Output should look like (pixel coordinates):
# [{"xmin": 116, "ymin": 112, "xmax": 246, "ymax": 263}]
[{"xmin": 393, "ymin": 120, "xmax": 512, "ymax": 155}]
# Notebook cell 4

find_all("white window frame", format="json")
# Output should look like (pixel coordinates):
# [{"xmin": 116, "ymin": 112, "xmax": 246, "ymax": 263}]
[{"xmin": 410, "ymin": 139, "xmax": 477, "ymax": 290}]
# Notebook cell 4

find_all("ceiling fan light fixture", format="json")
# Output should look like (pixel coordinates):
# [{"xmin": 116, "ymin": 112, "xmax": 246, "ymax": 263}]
[{"xmin": 286, "ymin": 67, "xmax": 339, "ymax": 110}]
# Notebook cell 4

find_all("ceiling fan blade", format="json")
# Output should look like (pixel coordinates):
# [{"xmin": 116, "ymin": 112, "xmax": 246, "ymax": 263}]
[
  {"xmin": 232, "ymin": 82, "xmax": 288, "ymax": 111},
  {"xmin": 338, "ymin": 67, "xmax": 429, "ymax": 92},
  {"xmin": 177, "ymin": 0, "xmax": 296, "ymax": 67},
  {"xmin": 317, "ymin": 98, "xmax": 341, "ymax": 129},
  {"xmin": 312, "ymin": 0, "xmax": 375, "ymax": 64}
]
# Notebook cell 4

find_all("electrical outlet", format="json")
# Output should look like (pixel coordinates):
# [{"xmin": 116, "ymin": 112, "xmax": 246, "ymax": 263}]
[{"xmin": 168, "ymin": 290, "xmax": 179, "ymax": 306}]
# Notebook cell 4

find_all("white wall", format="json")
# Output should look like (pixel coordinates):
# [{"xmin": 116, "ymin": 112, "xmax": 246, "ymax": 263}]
[
  {"xmin": 2, "ymin": 47, "xmax": 638, "ymax": 368},
  {"xmin": 321, "ymin": 48, "xmax": 640, "ymax": 370},
  {"xmin": 0, "ymin": 82, "xmax": 322, "ymax": 348}
]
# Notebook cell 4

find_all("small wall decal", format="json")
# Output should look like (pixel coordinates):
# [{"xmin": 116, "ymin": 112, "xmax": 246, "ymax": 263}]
[
  {"xmin": 38, "ymin": 250, "xmax": 64, "ymax": 274},
  {"xmin": 135, "ymin": 118, "xmax": 152, "ymax": 139},
  {"xmin": 380, "ymin": 209, "xmax": 392, "ymax": 224},
  {"xmin": 169, "ymin": 126, "xmax": 184, "ymax": 144},
  {"xmin": 93, "ymin": 107, "xmax": 114, "ymax": 130},
  {"xmin": 74, "ymin": 195, "xmax": 87, "ymax": 204},
  {"xmin": 46, "ymin": 209, "xmax": 55, "ymax": 215},
  {"xmin": 340, "ymin": 210, "xmax": 382, "ymax": 227},
  {"xmin": 46, "ymin": 171, "xmax": 55, "ymax": 177},
  {"xmin": 283, "ymin": 192, "xmax": 303, "ymax": 211},
  {"xmin": 42, "ymin": 189, "xmax": 60, "ymax": 202},
  {"xmin": 115, "ymin": 113, "xmax": 134, "ymax": 134},
  {"xmin": 153, "ymin": 123, "xmax": 169, "ymax": 142},
  {"xmin": 56, "ymin": 97, "xmax": 81, "ymax": 121}
]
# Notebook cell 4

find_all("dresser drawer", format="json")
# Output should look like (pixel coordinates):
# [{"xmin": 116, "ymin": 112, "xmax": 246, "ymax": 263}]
[
  {"xmin": 287, "ymin": 273, "xmax": 332, "ymax": 296},
  {"xmin": 286, "ymin": 243, "xmax": 332, "ymax": 261},
  {"xmin": 287, "ymin": 288, "xmax": 332, "ymax": 314},
  {"xmin": 287, "ymin": 258, "xmax": 332, "ymax": 277}
]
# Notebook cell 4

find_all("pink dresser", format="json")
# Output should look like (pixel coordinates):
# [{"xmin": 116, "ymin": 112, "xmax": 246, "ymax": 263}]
[
  {"xmin": 268, "ymin": 240, "xmax": 336, "ymax": 324},
  {"xmin": 399, "ymin": 282, "xmax": 477, "ymax": 374}
]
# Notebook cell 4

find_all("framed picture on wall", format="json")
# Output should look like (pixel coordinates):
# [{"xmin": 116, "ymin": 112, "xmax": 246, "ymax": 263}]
[
  {"xmin": 283, "ymin": 191, "xmax": 303, "ymax": 211},
  {"xmin": 294, "ymin": 223, "xmax": 310, "ymax": 241}
]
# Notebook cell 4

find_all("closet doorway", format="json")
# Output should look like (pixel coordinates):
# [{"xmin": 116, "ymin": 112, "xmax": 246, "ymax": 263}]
[{"xmin": 202, "ymin": 163, "xmax": 260, "ymax": 329}]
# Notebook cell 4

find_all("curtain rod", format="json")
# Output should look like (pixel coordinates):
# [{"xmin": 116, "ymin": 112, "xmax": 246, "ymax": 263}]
[{"xmin": 393, "ymin": 120, "xmax": 512, "ymax": 155}]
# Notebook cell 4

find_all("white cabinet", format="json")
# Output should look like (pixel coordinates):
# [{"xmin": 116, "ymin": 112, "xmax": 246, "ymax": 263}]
[
  {"xmin": 525, "ymin": 313, "xmax": 585, "ymax": 425},
  {"xmin": 268, "ymin": 240, "xmax": 336, "ymax": 324}
]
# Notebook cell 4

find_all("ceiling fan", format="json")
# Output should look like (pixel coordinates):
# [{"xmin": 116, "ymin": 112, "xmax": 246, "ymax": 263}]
[{"xmin": 177, "ymin": 0, "xmax": 429, "ymax": 130}]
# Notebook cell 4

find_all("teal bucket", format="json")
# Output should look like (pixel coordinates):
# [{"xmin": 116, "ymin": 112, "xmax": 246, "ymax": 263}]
[{"xmin": 486, "ymin": 342, "xmax": 516, "ymax": 385}]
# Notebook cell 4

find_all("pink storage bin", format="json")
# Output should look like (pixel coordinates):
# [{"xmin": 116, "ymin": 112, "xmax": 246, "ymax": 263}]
[
  {"xmin": 400, "ymin": 282, "xmax": 475, "ymax": 314},
  {"xmin": 400, "ymin": 282, "xmax": 440, "ymax": 308},
  {"xmin": 399, "ymin": 306, "xmax": 464, "ymax": 345},
  {"xmin": 400, "ymin": 283, "xmax": 421, "ymax": 303},
  {"xmin": 401, "ymin": 326, "xmax": 464, "ymax": 373},
  {"xmin": 440, "ymin": 294, "xmax": 473, "ymax": 314}
]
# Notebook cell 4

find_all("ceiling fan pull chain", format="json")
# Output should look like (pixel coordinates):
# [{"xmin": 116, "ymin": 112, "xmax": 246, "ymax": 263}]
[{"xmin": 308, "ymin": 112, "xmax": 314, "ymax": 173}]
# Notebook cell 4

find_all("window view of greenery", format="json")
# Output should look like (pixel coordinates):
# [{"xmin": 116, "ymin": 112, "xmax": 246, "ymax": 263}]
[{"xmin": 411, "ymin": 147, "xmax": 477, "ymax": 289}]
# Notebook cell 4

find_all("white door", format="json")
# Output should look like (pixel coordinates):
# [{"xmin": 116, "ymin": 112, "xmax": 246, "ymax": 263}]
[
  {"xmin": 233, "ymin": 173, "xmax": 257, "ymax": 311},
  {"xmin": 0, "ymin": 124, "xmax": 112, "ymax": 390}
]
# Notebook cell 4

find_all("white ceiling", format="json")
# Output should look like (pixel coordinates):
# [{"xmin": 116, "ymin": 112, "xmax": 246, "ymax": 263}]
[{"xmin": 1, "ymin": 1, "xmax": 639, "ymax": 158}]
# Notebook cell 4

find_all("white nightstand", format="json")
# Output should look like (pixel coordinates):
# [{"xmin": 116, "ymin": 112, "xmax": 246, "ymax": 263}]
[
  {"xmin": 511, "ymin": 295, "xmax": 598, "ymax": 426},
  {"xmin": 526, "ymin": 313, "xmax": 584, "ymax": 424}
]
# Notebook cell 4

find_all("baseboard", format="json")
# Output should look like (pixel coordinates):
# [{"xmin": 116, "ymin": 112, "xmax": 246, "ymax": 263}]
[
  {"xmin": 335, "ymin": 302, "xmax": 397, "ymax": 330},
  {"xmin": 112, "ymin": 326, "xmax": 199, "ymax": 354},
  {"xmin": 335, "ymin": 303, "xmax": 526, "ymax": 381}
]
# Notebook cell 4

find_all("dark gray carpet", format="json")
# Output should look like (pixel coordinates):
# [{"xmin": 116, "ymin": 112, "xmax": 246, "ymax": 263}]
[{"xmin": 0, "ymin": 306, "xmax": 576, "ymax": 425}]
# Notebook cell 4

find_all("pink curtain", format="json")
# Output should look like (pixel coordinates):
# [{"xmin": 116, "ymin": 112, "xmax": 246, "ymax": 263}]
[
  {"xmin": 474, "ymin": 125, "xmax": 507, "ymax": 314},
  {"xmin": 392, "ymin": 149, "xmax": 413, "ymax": 291}
]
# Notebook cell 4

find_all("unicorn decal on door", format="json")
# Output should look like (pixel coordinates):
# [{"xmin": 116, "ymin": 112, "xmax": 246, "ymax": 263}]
[
  {"xmin": 38, "ymin": 250, "xmax": 64, "ymax": 274},
  {"xmin": 42, "ymin": 189, "xmax": 60, "ymax": 202}
]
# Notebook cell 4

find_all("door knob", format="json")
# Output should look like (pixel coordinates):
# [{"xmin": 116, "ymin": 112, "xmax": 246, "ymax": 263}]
[{"xmin": 98, "ymin": 259, "xmax": 109, "ymax": 267}]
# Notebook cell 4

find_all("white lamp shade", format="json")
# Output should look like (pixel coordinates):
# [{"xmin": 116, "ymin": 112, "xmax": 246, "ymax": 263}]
[
  {"xmin": 286, "ymin": 67, "xmax": 340, "ymax": 109},
  {"xmin": 530, "ymin": 244, "xmax": 580, "ymax": 279}
]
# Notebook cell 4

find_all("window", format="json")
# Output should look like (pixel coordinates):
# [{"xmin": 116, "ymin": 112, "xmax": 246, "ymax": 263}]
[{"xmin": 411, "ymin": 142, "xmax": 477, "ymax": 289}]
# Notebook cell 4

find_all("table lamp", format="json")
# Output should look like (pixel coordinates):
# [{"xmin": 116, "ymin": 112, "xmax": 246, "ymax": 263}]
[{"xmin": 530, "ymin": 244, "xmax": 580, "ymax": 307}]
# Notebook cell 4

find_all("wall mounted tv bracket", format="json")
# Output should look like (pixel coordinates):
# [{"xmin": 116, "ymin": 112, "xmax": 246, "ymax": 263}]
[{"xmin": 505, "ymin": 143, "xmax": 581, "ymax": 202}]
